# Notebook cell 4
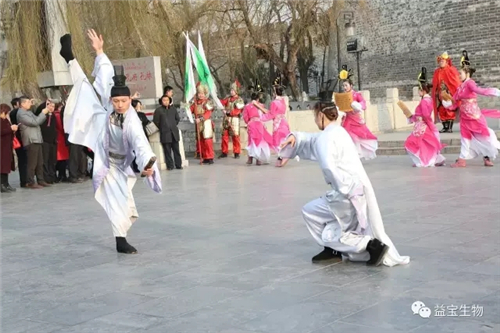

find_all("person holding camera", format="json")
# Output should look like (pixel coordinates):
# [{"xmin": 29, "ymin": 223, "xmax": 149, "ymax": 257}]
[{"xmin": 17, "ymin": 97, "xmax": 51, "ymax": 189}]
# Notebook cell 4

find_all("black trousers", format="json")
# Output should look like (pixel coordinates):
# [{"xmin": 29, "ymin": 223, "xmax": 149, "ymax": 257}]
[
  {"xmin": 1, "ymin": 173, "xmax": 9, "ymax": 186},
  {"xmin": 42, "ymin": 142, "xmax": 57, "ymax": 183},
  {"xmin": 162, "ymin": 138, "xmax": 182, "ymax": 169},
  {"xmin": 56, "ymin": 160, "xmax": 68, "ymax": 180},
  {"xmin": 26, "ymin": 143, "xmax": 44, "ymax": 184},
  {"xmin": 69, "ymin": 144, "xmax": 87, "ymax": 180},
  {"xmin": 15, "ymin": 147, "xmax": 28, "ymax": 187}
]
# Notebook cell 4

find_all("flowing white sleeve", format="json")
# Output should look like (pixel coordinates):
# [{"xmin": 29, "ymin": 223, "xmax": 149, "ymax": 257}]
[
  {"xmin": 63, "ymin": 59, "xmax": 108, "ymax": 151},
  {"xmin": 126, "ymin": 114, "xmax": 162, "ymax": 193},
  {"xmin": 92, "ymin": 53, "xmax": 115, "ymax": 105},
  {"xmin": 279, "ymin": 132, "xmax": 320, "ymax": 161}
]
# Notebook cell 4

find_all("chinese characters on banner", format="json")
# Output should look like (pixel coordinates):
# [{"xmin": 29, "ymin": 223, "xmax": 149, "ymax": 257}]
[{"xmin": 112, "ymin": 56, "xmax": 163, "ymax": 99}]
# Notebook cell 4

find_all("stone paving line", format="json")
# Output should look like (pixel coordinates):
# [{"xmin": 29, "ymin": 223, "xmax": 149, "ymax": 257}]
[{"xmin": 1, "ymin": 155, "xmax": 499, "ymax": 333}]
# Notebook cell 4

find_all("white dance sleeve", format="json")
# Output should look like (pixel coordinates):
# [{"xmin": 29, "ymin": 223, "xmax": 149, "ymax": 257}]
[
  {"xmin": 279, "ymin": 132, "xmax": 320, "ymax": 161},
  {"xmin": 63, "ymin": 59, "xmax": 108, "ymax": 151}
]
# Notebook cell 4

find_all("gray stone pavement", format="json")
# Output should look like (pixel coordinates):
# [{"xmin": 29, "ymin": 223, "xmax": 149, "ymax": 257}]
[{"xmin": 1, "ymin": 155, "xmax": 499, "ymax": 333}]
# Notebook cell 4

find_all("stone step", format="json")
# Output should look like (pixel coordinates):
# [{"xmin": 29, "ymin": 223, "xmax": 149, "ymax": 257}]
[
  {"xmin": 378, "ymin": 139, "xmax": 462, "ymax": 148},
  {"xmin": 378, "ymin": 146, "xmax": 461, "ymax": 156}
]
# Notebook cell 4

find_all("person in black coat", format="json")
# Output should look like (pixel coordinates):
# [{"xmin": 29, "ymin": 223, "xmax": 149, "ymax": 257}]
[
  {"xmin": 131, "ymin": 99, "xmax": 150, "ymax": 173},
  {"xmin": 9, "ymin": 97, "xmax": 28, "ymax": 187},
  {"xmin": 153, "ymin": 95, "xmax": 182, "ymax": 170},
  {"xmin": 35, "ymin": 101, "xmax": 58, "ymax": 183}
]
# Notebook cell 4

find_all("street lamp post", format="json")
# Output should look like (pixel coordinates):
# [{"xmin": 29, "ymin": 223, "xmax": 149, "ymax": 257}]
[{"xmin": 336, "ymin": 11, "xmax": 354, "ymax": 92}]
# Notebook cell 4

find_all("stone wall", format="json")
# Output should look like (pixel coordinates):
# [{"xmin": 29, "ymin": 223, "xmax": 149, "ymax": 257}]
[{"xmin": 327, "ymin": 0, "xmax": 500, "ymax": 104}]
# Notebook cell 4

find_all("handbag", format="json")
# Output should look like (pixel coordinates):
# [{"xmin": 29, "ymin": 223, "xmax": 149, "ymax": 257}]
[
  {"xmin": 13, "ymin": 137, "xmax": 21, "ymax": 149},
  {"xmin": 145, "ymin": 121, "xmax": 159, "ymax": 137}
]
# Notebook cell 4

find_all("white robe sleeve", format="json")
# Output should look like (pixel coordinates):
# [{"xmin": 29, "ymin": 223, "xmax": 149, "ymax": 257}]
[
  {"xmin": 92, "ymin": 53, "xmax": 115, "ymax": 105},
  {"xmin": 63, "ymin": 58, "xmax": 108, "ymax": 152},
  {"xmin": 279, "ymin": 132, "xmax": 320, "ymax": 161},
  {"xmin": 125, "ymin": 110, "xmax": 162, "ymax": 194}
]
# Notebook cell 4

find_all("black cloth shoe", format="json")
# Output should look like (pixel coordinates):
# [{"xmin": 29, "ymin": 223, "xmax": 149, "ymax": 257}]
[
  {"xmin": 366, "ymin": 239, "xmax": 389, "ymax": 266},
  {"xmin": 116, "ymin": 237, "xmax": 137, "ymax": 254},
  {"xmin": 234, "ymin": 153, "xmax": 240, "ymax": 159},
  {"xmin": 312, "ymin": 247, "xmax": 343, "ymax": 263},
  {"xmin": 59, "ymin": 34, "xmax": 75, "ymax": 63},
  {"xmin": 439, "ymin": 121, "xmax": 450, "ymax": 133},
  {"xmin": 176, "ymin": 166, "xmax": 183, "ymax": 170},
  {"xmin": 208, "ymin": 159, "xmax": 214, "ymax": 164},
  {"xmin": 6, "ymin": 185, "xmax": 16, "ymax": 192},
  {"xmin": 1, "ymin": 184, "xmax": 10, "ymax": 193},
  {"xmin": 218, "ymin": 153, "xmax": 228, "ymax": 159}
]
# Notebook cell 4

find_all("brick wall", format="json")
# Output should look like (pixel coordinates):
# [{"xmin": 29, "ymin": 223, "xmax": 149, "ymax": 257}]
[{"xmin": 327, "ymin": 0, "xmax": 500, "ymax": 105}]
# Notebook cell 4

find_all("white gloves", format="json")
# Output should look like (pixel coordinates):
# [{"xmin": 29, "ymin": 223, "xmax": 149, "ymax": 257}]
[
  {"xmin": 351, "ymin": 101, "xmax": 363, "ymax": 112},
  {"xmin": 442, "ymin": 100, "xmax": 453, "ymax": 109},
  {"xmin": 495, "ymin": 88, "xmax": 500, "ymax": 97}
]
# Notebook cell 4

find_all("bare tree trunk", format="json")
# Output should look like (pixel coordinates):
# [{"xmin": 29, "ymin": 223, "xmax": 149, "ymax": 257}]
[{"xmin": 298, "ymin": 65, "xmax": 309, "ymax": 94}]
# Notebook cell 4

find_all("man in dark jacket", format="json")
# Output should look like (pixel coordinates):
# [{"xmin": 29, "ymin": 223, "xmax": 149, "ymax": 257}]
[
  {"xmin": 153, "ymin": 95, "xmax": 182, "ymax": 170},
  {"xmin": 35, "ymin": 101, "xmax": 57, "ymax": 183},
  {"xmin": 9, "ymin": 97, "xmax": 28, "ymax": 187}
]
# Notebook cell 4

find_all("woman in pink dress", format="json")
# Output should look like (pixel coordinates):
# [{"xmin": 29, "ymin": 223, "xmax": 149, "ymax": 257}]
[
  {"xmin": 443, "ymin": 57, "xmax": 500, "ymax": 167},
  {"xmin": 243, "ymin": 91, "xmax": 274, "ymax": 165},
  {"xmin": 404, "ymin": 82, "xmax": 446, "ymax": 167},
  {"xmin": 253, "ymin": 82, "xmax": 291, "ymax": 167},
  {"xmin": 339, "ymin": 79, "xmax": 378, "ymax": 160}
]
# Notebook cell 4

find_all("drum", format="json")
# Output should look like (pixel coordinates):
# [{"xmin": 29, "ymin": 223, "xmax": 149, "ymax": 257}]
[
  {"xmin": 230, "ymin": 117, "xmax": 240, "ymax": 136},
  {"xmin": 333, "ymin": 92, "xmax": 354, "ymax": 112},
  {"xmin": 202, "ymin": 119, "xmax": 214, "ymax": 139}
]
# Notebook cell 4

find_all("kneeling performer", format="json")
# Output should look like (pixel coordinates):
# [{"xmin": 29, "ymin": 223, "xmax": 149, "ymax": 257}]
[{"xmin": 279, "ymin": 101, "xmax": 409, "ymax": 267}]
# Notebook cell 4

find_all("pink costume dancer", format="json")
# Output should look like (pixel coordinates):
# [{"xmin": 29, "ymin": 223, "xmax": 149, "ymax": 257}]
[
  {"xmin": 443, "ymin": 53, "xmax": 500, "ymax": 167},
  {"xmin": 243, "ymin": 89, "xmax": 274, "ymax": 165},
  {"xmin": 339, "ymin": 78, "xmax": 378, "ymax": 160},
  {"xmin": 253, "ymin": 77, "xmax": 291, "ymax": 167},
  {"xmin": 404, "ymin": 69, "xmax": 446, "ymax": 167}
]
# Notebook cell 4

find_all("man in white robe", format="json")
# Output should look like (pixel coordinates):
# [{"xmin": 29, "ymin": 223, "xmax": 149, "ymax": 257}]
[
  {"xmin": 60, "ymin": 30, "xmax": 162, "ymax": 254},
  {"xmin": 280, "ymin": 101, "xmax": 409, "ymax": 267}
]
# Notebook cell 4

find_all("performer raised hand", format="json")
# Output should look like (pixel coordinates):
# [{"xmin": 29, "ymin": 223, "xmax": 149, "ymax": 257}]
[
  {"xmin": 279, "ymin": 101, "xmax": 409, "ymax": 267},
  {"xmin": 60, "ymin": 29, "xmax": 162, "ymax": 254}
]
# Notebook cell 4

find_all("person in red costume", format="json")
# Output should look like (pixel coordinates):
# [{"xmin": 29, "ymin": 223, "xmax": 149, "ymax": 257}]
[
  {"xmin": 190, "ymin": 83, "xmax": 215, "ymax": 164},
  {"xmin": 219, "ymin": 80, "xmax": 245, "ymax": 159},
  {"xmin": 432, "ymin": 51, "xmax": 462, "ymax": 133}
]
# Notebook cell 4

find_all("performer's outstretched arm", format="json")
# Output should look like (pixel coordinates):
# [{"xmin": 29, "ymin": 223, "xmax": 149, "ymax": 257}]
[
  {"xmin": 87, "ymin": 29, "xmax": 114, "ymax": 105},
  {"xmin": 279, "ymin": 132, "xmax": 320, "ymax": 161},
  {"xmin": 467, "ymin": 80, "xmax": 500, "ymax": 97}
]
